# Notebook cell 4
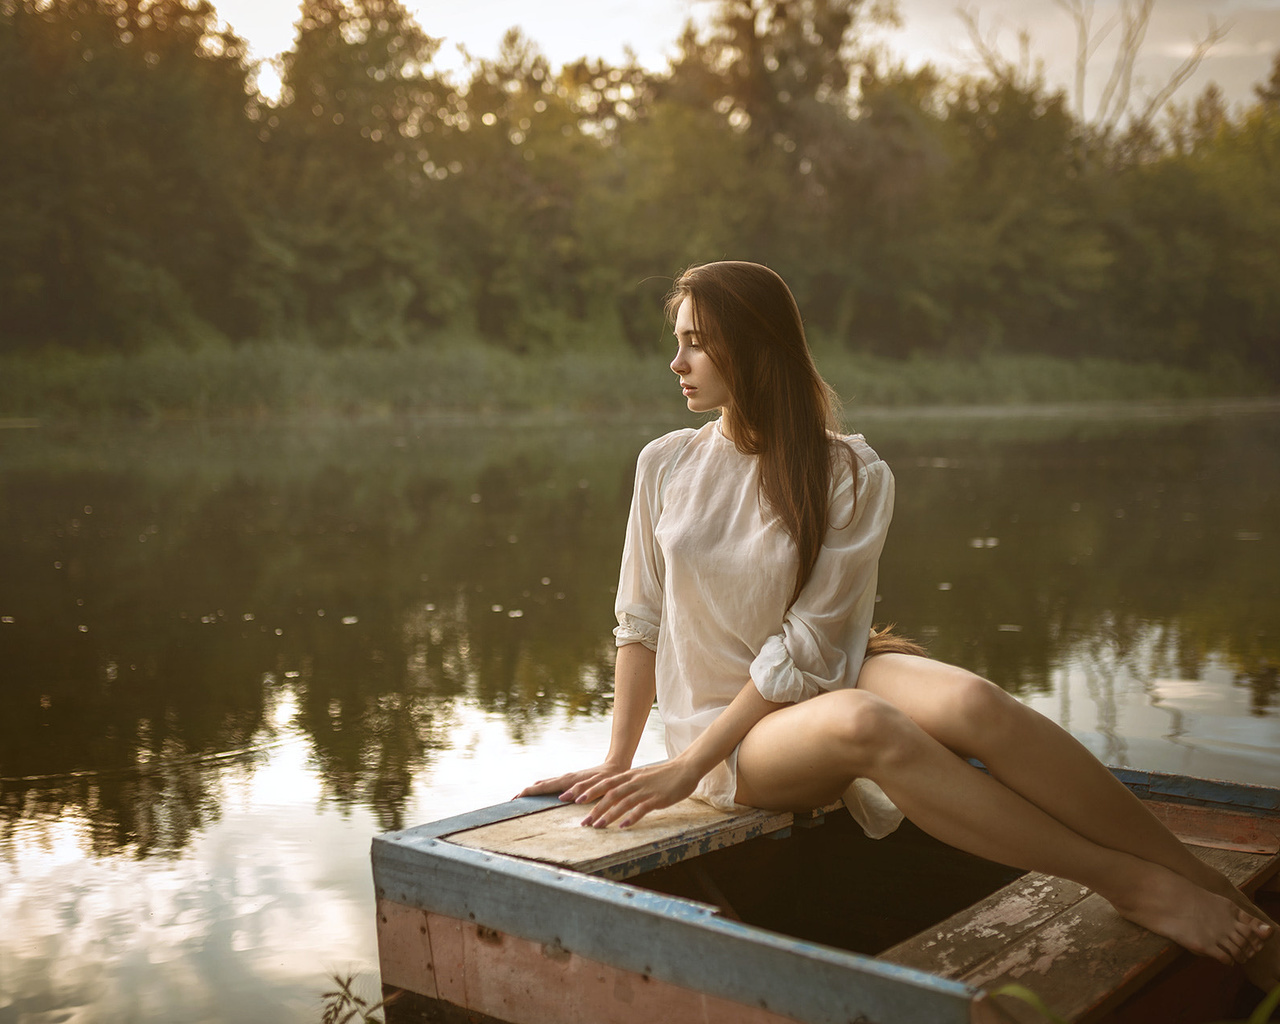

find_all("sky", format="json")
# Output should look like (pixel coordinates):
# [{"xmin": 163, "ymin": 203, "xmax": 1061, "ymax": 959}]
[{"xmin": 212, "ymin": 0, "xmax": 1280, "ymax": 116}]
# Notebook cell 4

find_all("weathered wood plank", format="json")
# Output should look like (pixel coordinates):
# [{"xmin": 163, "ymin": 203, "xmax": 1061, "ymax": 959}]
[
  {"xmin": 879, "ymin": 872, "xmax": 1091, "ymax": 978},
  {"xmin": 1145, "ymin": 799, "xmax": 1280, "ymax": 854},
  {"xmin": 447, "ymin": 797, "xmax": 795, "ymax": 880},
  {"xmin": 436, "ymin": 911, "xmax": 805, "ymax": 1024},
  {"xmin": 957, "ymin": 845, "xmax": 1277, "ymax": 1023},
  {"xmin": 1089, "ymin": 954, "xmax": 1249, "ymax": 1024},
  {"xmin": 375, "ymin": 898, "xmax": 438, "ymax": 998},
  {"xmin": 425, "ymin": 911, "xmax": 468, "ymax": 1008},
  {"xmin": 883, "ymin": 800, "xmax": 1280, "ymax": 979},
  {"xmin": 881, "ymin": 819, "xmax": 1280, "ymax": 1024}
]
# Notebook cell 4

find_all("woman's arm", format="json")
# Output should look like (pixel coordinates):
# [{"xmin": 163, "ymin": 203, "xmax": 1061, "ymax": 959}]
[
  {"xmin": 603, "ymin": 642, "xmax": 659, "ymax": 769},
  {"xmin": 517, "ymin": 642, "xmax": 658, "ymax": 798},
  {"xmin": 575, "ymin": 680, "xmax": 787, "ymax": 828}
]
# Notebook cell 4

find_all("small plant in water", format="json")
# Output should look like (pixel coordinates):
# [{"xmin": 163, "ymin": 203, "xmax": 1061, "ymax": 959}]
[
  {"xmin": 992, "ymin": 983, "xmax": 1069, "ymax": 1024},
  {"xmin": 321, "ymin": 971, "xmax": 398, "ymax": 1024}
]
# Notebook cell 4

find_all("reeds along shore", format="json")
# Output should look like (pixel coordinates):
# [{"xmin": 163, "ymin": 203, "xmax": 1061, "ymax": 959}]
[{"xmin": 0, "ymin": 343, "xmax": 1268, "ymax": 422}]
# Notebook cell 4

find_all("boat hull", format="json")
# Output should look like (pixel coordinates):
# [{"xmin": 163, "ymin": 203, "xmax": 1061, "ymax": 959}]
[{"xmin": 372, "ymin": 769, "xmax": 1280, "ymax": 1024}]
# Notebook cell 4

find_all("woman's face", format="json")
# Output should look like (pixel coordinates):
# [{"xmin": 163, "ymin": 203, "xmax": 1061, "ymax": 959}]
[{"xmin": 670, "ymin": 296, "xmax": 731, "ymax": 416}]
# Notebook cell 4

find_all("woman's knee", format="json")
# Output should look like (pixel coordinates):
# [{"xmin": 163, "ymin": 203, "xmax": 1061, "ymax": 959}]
[
  {"xmin": 818, "ymin": 689, "xmax": 913, "ymax": 774},
  {"xmin": 935, "ymin": 667, "xmax": 1024, "ymax": 755}
]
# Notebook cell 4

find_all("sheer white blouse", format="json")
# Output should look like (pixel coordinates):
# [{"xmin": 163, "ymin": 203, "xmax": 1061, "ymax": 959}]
[{"xmin": 613, "ymin": 419, "xmax": 904, "ymax": 838}]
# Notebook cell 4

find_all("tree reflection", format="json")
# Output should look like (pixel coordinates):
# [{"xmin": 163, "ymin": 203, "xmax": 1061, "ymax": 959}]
[{"xmin": 1, "ymin": 412, "xmax": 1277, "ymax": 858}]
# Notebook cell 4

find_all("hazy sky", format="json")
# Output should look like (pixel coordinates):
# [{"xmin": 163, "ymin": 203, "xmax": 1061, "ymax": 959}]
[{"xmin": 214, "ymin": 0, "xmax": 1280, "ymax": 115}]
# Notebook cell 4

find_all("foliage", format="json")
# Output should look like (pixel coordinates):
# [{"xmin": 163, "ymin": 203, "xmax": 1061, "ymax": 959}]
[
  {"xmin": 320, "ymin": 972, "xmax": 398, "ymax": 1024},
  {"xmin": 0, "ymin": 0, "xmax": 259, "ymax": 348},
  {"xmin": 0, "ymin": 0, "xmax": 1278, "ymax": 385},
  {"xmin": 992, "ymin": 983, "xmax": 1068, "ymax": 1024}
]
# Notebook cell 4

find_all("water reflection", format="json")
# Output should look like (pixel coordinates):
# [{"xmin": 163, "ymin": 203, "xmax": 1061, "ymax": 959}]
[{"xmin": 1, "ymin": 406, "xmax": 1278, "ymax": 1022}]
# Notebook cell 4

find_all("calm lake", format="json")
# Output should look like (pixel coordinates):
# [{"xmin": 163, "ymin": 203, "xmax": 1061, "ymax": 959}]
[{"xmin": 2, "ymin": 402, "xmax": 1279, "ymax": 1023}]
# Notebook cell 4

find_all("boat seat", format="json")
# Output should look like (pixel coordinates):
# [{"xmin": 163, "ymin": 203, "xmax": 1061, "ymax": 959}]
[
  {"xmin": 442, "ymin": 795, "xmax": 829, "ymax": 880},
  {"xmin": 879, "ymin": 799, "xmax": 1280, "ymax": 1023}
]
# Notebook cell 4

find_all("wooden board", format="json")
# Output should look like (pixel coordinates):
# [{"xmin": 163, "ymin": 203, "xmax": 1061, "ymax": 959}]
[
  {"xmin": 1145, "ymin": 799, "xmax": 1280, "ymax": 854},
  {"xmin": 881, "ymin": 840, "xmax": 1280, "ymax": 1024},
  {"xmin": 447, "ymin": 797, "xmax": 795, "ymax": 880},
  {"xmin": 378, "ymin": 902, "xmax": 809, "ymax": 1024}
]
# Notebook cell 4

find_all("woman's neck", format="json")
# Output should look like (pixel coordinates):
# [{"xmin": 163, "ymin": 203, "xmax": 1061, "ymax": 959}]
[{"xmin": 718, "ymin": 409, "xmax": 738, "ymax": 443}]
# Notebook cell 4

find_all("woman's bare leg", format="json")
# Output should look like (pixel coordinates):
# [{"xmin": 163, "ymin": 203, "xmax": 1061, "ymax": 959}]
[
  {"xmin": 734, "ymin": 687, "xmax": 1271, "ymax": 968},
  {"xmin": 853, "ymin": 654, "xmax": 1280, "ymax": 987}
]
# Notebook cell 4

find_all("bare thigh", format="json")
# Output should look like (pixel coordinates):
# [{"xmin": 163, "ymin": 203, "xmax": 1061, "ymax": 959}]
[
  {"xmin": 733, "ymin": 655, "xmax": 1006, "ymax": 812},
  {"xmin": 854, "ymin": 652, "xmax": 1017, "ymax": 759},
  {"xmin": 734, "ymin": 688, "xmax": 883, "ymax": 811}
]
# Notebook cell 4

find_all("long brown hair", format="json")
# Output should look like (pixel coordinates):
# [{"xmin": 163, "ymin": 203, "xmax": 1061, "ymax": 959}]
[
  {"xmin": 665, "ymin": 262, "xmax": 848, "ymax": 606},
  {"xmin": 665, "ymin": 261, "xmax": 927, "ymax": 658}
]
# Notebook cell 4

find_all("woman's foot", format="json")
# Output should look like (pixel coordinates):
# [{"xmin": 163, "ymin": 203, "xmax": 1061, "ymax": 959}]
[
  {"xmin": 1107, "ymin": 864, "xmax": 1271, "ymax": 965},
  {"xmin": 1183, "ymin": 863, "xmax": 1280, "ymax": 988}
]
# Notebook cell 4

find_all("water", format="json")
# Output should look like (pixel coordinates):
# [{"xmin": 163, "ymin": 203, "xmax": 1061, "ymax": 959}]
[{"xmin": 2, "ymin": 403, "xmax": 1278, "ymax": 1023}]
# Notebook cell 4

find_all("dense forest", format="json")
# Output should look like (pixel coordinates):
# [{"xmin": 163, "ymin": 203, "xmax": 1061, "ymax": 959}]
[{"xmin": 2, "ymin": 0, "xmax": 1279, "ymax": 378}]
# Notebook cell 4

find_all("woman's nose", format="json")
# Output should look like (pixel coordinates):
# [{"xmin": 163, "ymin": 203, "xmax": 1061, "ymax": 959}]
[{"xmin": 670, "ymin": 350, "xmax": 687, "ymax": 373}]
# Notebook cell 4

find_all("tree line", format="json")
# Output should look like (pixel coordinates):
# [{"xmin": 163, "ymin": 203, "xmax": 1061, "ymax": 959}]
[{"xmin": 2, "ymin": 0, "xmax": 1278, "ymax": 377}]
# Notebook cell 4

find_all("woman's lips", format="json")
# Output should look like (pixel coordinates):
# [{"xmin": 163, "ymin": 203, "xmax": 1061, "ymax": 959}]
[{"xmin": 681, "ymin": 383, "xmax": 696, "ymax": 396}]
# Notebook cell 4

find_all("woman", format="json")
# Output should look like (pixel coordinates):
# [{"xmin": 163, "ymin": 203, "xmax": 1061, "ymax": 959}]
[{"xmin": 519, "ymin": 261, "xmax": 1277, "ymax": 980}]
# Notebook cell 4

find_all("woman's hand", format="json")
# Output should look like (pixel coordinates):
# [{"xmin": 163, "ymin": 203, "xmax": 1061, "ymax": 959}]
[
  {"xmin": 574, "ymin": 758, "xmax": 703, "ymax": 829},
  {"xmin": 516, "ymin": 761, "xmax": 631, "ymax": 802}
]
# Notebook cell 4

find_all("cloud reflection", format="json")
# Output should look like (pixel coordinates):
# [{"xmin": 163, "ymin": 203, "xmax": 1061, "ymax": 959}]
[{"xmin": 0, "ymin": 701, "xmax": 665, "ymax": 1024}]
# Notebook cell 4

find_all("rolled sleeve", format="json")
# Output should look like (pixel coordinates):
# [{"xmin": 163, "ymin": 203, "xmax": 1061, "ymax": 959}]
[
  {"xmin": 750, "ymin": 633, "xmax": 818, "ymax": 703},
  {"xmin": 750, "ymin": 455, "xmax": 895, "ymax": 702},
  {"xmin": 613, "ymin": 614, "xmax": 659, "ymax": 652}
]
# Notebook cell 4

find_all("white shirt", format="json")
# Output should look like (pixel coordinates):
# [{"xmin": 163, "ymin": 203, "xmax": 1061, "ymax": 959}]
[{"xmin": 613, "ymin": 419, "xmax": 903, "ymax": 837}]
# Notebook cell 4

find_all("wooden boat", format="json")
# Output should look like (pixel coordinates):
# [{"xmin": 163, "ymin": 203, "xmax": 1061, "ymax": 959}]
[{"xmin": 372, "ymin": 767, "xmax": 1280, "ymax": 1024}]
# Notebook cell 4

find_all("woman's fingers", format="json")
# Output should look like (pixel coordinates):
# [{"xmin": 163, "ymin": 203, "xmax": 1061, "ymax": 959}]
[
  {"xmin": 573, "ymin": 770, "xmax": 632, "ymax": 805},
  {"xmin": 515, "ymin": 778, "xmax": 557, "ymax": 798},
  {"xmin": 583, "ymin": 785, "xmax": 644, "ymax": 828},
  {"xmin": 560, "ymin": 761, "xmax": 696, "ymax": 828},
  {"xmin": 517, "ymin": 762, "xmax": 628, "ymax": 801},
  {"xmin": 581, "ymin": 773, "xmax": 672, "ymax": 828},
  {"xmin": 617, "ymin": 796, "xmax": 660, "ymax": 829},
  {"xmin": 578, "ymin": 773, "xmax": 635, "ymax": 824},
  {"xmin": 517, "ymin": 772, "xmax": 578, "ymax": 798},
  {"xmin": 568, "ymin": 773, "xmax": 616, "ymax": 803}
]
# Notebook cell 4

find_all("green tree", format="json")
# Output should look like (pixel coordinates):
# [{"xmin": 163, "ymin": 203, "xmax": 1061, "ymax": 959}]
[
  {"xmin": 257, "ymin": 0, "xmax": 458, "ymax": 345},
  {"xmin": 0, "ymin": 0, "xmax": 259, "ymax": 349},
  {"xmin": 1104, "ymin": 81, "xmax": 1280, "ymax": 376},
  {"xmin": 432, "ymin": 31, "xmax": 612, "ymax": 349},
  {"xmin": 925, "ymin": 77, "xmax": 1112, "ymax": 356}
]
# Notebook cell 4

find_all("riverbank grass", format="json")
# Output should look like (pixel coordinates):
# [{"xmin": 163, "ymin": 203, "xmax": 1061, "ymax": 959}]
[{"xmin": 0, "ymin": 341, "xmax": 1268, "ymax": 421}]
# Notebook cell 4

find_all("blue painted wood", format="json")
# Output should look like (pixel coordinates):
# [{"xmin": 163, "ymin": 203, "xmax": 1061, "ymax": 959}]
[
  {"xmin": 1109, "ymin": 766, "xmax": 1280, "ymax": 813},
  {"xmin": 372, "ymin": 833, "xmax": 980, "ymax": 1024}
]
